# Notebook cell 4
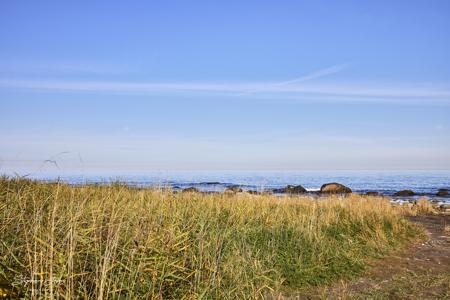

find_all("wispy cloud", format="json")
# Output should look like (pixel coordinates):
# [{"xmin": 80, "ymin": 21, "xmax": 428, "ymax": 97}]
[
  {"xmin": 277, "ymin": 65, "xmax": 348, "ymax": 86},
  {"xmin": 237, "ymin": 64, "xmax": 347, "ymax": 95},
  {"xmin": 0, "ymin": 77, "xmax": 449, "ymax": 103}
]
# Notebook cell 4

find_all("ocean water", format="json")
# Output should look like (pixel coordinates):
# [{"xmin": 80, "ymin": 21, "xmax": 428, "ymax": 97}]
[{"xmin": 25, "ymin": 170, "xmax": 450, "ymax": 201}]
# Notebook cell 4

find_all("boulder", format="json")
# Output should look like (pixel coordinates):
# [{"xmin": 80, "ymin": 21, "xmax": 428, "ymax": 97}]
[
  {"xmin": 437, "ymin": 189, "xmax": 449, "ymax": 197},
  {"xmin": 365, "ymin": 191, "xmax": 380, "ymax": 196},
  {"xmin": 285, "ymin": 185, "xmax": 307, "ymax": 194},
  {"xmin": 182, "ymin": 187, "xmax": 199, "ymax": 193},
  {"xmin": 225, "ymin": 185, "xmax": 243, "ymax": 193},
  {"xmin": 272, "ymin": 185, "xmax": 307, "ymax": 194},
  {"xmin": 320, "ymin": 183, "xmax": 352, "ymax": 194},
  {"xmin": 394, "ymin": 190, "xmax": 416, "ymax": 197}
]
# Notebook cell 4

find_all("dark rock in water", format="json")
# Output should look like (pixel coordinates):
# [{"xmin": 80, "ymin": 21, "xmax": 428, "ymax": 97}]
[
  {"xmin": 225, "ymin": 185, "xmax": 243, "ymax": 193},
  {"xmin": 182, "ymin": 187, "xmax": 199, "ymax": 193},
  {"xmin": 272, "ymin": 185, "xmax": 307, "ymax": 194},
  {"xmin": 394, "ymin": 190, "xmax": 416, "ymax": 197},
  {"xmin": 285, "ymin": 185, "xmax": 307, "ymax": 194},
  {"xmin": 320, "ymin": 183, "xmax": 352, "ymax": 194},
  {"xmin": 437, "ymin": 189, "xmax": 449, "ymax": 197},
  {"xmin": 199, "ymin": 182, "xmax": 221, "ymax": 185},
  {"xmin": 365, "ymin": 191, "xmax": 380, "ymax": 196}
]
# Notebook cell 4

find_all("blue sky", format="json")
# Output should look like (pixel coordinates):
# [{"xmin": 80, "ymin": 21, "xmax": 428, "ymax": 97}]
[{"xmin": 1, "ymin": 0, "xmax": 450, "ymax": 173}]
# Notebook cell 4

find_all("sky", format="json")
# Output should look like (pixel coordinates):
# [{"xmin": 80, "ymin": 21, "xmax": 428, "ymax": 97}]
[{"xmin": 1, "ymin": 0, "xmax": 450, "ymax": 174}]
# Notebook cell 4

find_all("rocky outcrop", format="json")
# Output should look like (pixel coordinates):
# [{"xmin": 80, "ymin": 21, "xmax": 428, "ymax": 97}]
[
  {"xmin": 272, "ymin": 187, "xmax": 285, "ymax": 193},
  {"xmin": 365, "ymin": 191, "xmax": 380, "ymax": 196},
  {"xmin": 437, "ymin": 189, "xmax": 449, "ymax": 197},
  {"xmin": 394, "ymin": 190, "xmax": 416, "ymax": 197},
  {"xmin": 285, "ymin": 185, "xmax": 307, "ymax": 194},
  {"xmin": 320, "ymin": 183, "xmax": 352, "ymax": 194},
  {"xmin": 272, "ymin": 185, "xmax": 307, "ymax": 194},
  {"xmin": 182, "ymin": 187, "xmax": 199, "ymax": 193}
]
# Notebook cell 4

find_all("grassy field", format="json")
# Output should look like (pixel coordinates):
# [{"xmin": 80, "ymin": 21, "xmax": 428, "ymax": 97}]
[{"xmin": 0, "ymin": 177, "xmax": 422, "ymax": 299}]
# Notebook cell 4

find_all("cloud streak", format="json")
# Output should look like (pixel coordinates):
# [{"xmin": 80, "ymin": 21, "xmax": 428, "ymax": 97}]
[
  {"xmin": 1, "ymin": 77, "xmax": 449, "ymax": 103},
  {"xmin": 237, "ymin": 64, "xmax": 347, "ymax": 96}
]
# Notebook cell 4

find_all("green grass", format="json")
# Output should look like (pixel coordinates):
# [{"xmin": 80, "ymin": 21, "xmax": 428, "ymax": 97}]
[{"xmin": 0, "ymin": 177, "xmax": 420, "ymax": 299}]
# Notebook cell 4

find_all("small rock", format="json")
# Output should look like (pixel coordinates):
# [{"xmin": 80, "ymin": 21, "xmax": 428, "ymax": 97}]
[
  {"xmin": 437, "ymin": 189, "xmax": 449, "ymax": 197},
  {"xmin": 272, "ymin": 185, "xmax": 307, "ymax": 194},
  {"xmin": 285, "ymin": 185, "xmax": 307, "ymax": 194},
  {"xmin": 182, "ymin": 187, "xmax": 199, "ymax": 193},
  {"xmin": 225, "ymin": 185, "xmax": 243, "ymax": 193},
  {"xmin": 365, "ymin": 191, "xmax": 380, "ymax": 196},
  {"xmin": 394, "ymin": 190, "xmax": 416, "ymax": 197},
  {"xmin": 272, "ymin": 187, "xmax": 285, "ymax": 193},
  {"xmin": 439, "ymin": 204, "xmax": 450, "ymax": 211},
  {"xmin": 246, "ymin": 190, "xmax": 259, "ymax": 195}
]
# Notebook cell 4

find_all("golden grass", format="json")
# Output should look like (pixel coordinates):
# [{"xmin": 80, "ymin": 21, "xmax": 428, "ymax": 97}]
[
  {"xmin": 396, "ymin": 197, "xmax": 438, "ymax": 216},
  {"xmin": 0, "ymin": 178, "xmax": 421, "ymax": 299}
]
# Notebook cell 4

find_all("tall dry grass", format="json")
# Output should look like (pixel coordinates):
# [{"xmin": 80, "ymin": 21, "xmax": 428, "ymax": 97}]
[
  {"xmin": 398, "ymin": 197, "xmax": 438, "ymax": 216},
  {"xmin": 0, "ymin": 177, "xmax": 420, "ymax": 299}
]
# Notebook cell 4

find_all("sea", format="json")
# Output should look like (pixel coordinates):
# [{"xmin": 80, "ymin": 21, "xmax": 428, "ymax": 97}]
[{"xmin": 21, "ymin": 170, "xmax": 450, "ymax": 203}]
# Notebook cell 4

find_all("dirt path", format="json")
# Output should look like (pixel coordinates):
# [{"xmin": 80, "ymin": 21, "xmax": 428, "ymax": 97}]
[{"xmin": 288, "ymin": 215, "xmax": 450, "ymax": 299}]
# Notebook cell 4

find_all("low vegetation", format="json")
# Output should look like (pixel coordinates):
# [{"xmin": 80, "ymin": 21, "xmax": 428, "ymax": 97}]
[{"xmin": 0, "ymin": 177, "xmax": 422, "ymax": 299}]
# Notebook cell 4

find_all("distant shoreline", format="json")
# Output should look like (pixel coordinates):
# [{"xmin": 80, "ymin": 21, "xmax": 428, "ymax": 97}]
[{"xmin": 3, "ymin": 174, "xmax": 450, "ymax": 205}]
